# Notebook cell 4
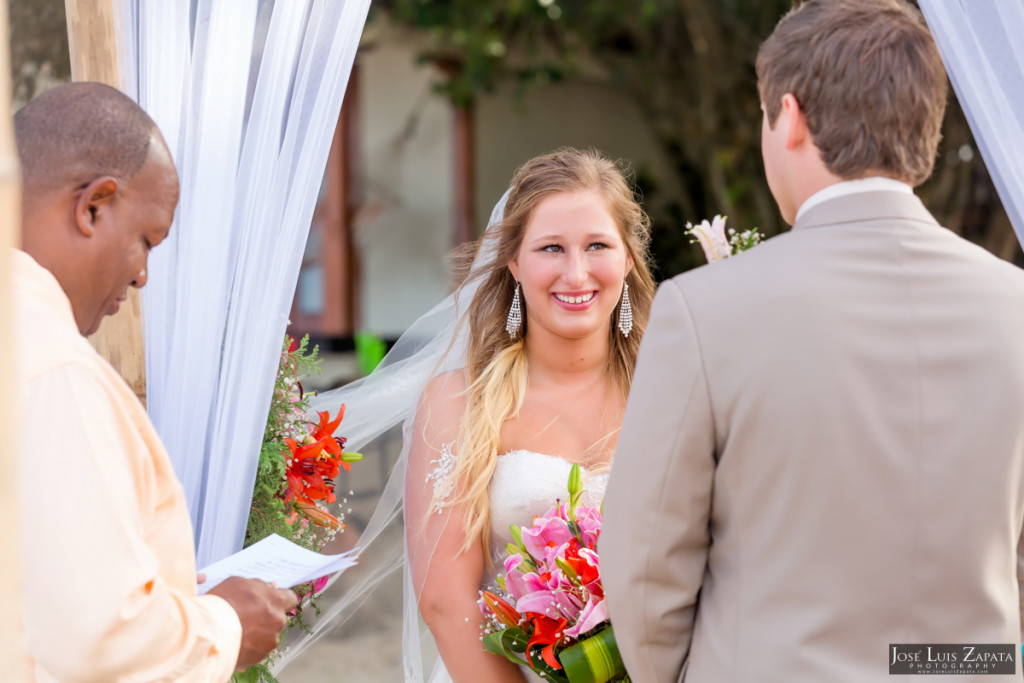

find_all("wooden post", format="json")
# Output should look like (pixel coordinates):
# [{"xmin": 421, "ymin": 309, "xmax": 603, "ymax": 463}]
[
  {"xmin": 65, "ymin": 0, "xmax": 147, "ymax": 404},
  {"xmin": 1, "ymin": 0, "xmax": 29, "ymax": 675}
]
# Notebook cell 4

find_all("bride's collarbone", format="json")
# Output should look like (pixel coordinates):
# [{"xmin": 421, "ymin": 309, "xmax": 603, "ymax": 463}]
[
  {"xmin": 498, "ymin": 415, "xmax": 618, "ymax": 471},
  {"xmin": 497, "ymin": 381, "xmax": 623, "ymax": 468}
]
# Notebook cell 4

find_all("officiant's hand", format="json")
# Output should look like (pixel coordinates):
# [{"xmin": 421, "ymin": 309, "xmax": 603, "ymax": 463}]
[{"xmin": 208, "ymin": 576, "xmax": 299, "ymax": 670}]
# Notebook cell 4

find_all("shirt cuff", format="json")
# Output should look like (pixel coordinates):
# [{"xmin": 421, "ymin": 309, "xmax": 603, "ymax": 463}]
[{"xmin": 194, "ymin": 594, "xmax": 243, "ymax": 680}]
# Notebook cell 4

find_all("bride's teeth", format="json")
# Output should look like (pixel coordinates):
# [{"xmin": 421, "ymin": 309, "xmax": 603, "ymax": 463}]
[{"xmin": 556, "ymin": 293, "xmax": 593, "ymax": 304}]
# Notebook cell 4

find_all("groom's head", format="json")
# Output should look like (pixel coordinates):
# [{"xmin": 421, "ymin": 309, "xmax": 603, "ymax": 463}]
[{"xmin": 756, "ymin": 0, "xmax": 948, "ymax": 221}]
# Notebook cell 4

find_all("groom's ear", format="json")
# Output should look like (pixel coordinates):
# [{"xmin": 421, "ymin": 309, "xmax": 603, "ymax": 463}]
[{"xmin": 780, "ymin": 93, "xmax": 809, "ymax": 151}]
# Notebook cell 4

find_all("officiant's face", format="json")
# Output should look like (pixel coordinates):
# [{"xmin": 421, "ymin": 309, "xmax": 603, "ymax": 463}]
[
  {"xmin": 75, "ymin": 135, "xmax": 179, "ymax": 336},
  {"xmin": 509, "ymin": 189, "xmax": 632, "ymax": 342}
]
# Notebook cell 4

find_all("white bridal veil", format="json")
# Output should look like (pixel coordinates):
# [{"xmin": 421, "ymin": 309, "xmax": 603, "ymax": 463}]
[
  {"xmin": 274, "ymin": 192, "xmax": 510, "ymax": 678},
  {"xmin": 284, "ymin": 5, "xmax": 1024, "ymax": 677}
]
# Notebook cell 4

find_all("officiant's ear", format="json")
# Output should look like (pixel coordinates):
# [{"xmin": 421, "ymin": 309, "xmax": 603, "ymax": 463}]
[
  {"xmin": 780, "ymin": 93, "xmax": 809, "ymax": 151},
  {"xmin": 73, "ymin": 176, "xmax": 120, "ymax": 238}
]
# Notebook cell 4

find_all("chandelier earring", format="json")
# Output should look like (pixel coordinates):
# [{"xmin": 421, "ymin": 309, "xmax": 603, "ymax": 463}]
[
  {"xmin": 618, "ymin": 281, "xmax": 633, "ymax": 337},
  {"xmin": 506, "ymin": 280, "xmax": 523, "ymax": 338}
]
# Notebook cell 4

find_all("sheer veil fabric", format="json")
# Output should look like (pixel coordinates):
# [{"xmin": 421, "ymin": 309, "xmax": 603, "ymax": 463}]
[
  {"xmin": 919, "ymin": 0, "xmax": 1024, "ymax": 241},
  {"xmin": 112, "ymin": 0, "xmax": 370, "ymax": 568},
  {"xmin": 282, "ymin": 4, "xmax": 1024, "ymax": 676},
  {"xmin": 275, "ymin": 193, "xmax": 511, "ymax": 678}
]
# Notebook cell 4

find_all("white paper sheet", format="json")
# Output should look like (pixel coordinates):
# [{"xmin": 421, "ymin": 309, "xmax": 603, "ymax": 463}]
[{"xmin": 197, "ymin": 533, "xmax": 357, "ymax": 594}]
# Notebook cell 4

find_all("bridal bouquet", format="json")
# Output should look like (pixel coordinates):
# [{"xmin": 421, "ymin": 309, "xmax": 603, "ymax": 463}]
[
  {"xmin": 479, "ymin": 465, "xmax": 629, "ymax": 683},
  {"xmin": 686, "ymin": 214, "xmax": 763, "ymax": 262}
]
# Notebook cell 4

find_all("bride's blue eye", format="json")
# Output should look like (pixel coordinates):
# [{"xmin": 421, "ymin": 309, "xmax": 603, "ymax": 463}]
[
  {"xmin": 588, "ymin": 242, "xmax": 609, "ymax": 251},
  {"xmin": 541, "ymin": 244, "xmax": 563, "ymax": 253}
]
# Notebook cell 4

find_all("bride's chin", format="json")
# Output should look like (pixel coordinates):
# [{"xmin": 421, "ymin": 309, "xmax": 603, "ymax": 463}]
[{"xmin": 545, "ymin": 321, "xmax": 609, "ymax": 341}]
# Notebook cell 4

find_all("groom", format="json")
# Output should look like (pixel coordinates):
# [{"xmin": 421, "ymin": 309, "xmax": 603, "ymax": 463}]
[{"xmin": 602, "ymin": 0, "xmax": 1024, "ymax": 681}]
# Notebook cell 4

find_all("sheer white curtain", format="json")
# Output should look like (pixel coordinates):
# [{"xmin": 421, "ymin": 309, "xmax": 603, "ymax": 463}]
[
  {"xmin": 919, "ymin": 0, "xmax": 1024, "ymax": 243},
  {"xmin": 113, "ymin": 0, "xmax": 371, "ymax": 567}
]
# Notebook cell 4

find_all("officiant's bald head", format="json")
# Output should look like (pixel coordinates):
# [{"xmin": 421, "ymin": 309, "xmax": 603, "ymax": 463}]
[
  {"xmin": 15, "ymin": 82, "xmax": 179, "ymax": 336},
  {"xmin": 15, "ymin": 82, "xmax": 171, "ymax": 195}
]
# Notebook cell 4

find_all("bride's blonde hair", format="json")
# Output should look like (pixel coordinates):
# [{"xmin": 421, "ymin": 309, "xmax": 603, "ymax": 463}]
[{"xmin": 433, "ymin": 147, "xmax": 656, "ymax": 556}]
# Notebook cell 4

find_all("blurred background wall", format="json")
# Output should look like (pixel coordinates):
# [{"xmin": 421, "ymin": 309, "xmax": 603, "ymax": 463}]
[{"xmin": 10, "ymin": 0, "xmax": 1018, "ymax": 357}]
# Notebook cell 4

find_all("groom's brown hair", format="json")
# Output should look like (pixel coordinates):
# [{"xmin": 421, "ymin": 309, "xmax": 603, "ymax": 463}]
[{"xmin": 756, "ymin": 0, "xmax": 948, "ymax": 186}]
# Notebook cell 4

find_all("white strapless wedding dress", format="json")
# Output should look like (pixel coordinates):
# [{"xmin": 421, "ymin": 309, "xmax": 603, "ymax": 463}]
[{"xmin": 429, "ymin": 450, "xmax": 609, "ymax": 683}]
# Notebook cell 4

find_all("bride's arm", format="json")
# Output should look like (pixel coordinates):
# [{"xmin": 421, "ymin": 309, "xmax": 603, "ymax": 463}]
[{"xmin": 405, "ymin": 375, "xmax": 526, "ymax": 683}]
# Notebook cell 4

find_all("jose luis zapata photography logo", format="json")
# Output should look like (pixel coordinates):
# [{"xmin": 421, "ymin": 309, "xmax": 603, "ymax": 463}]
[{"xmin": 889, "ymin": 644, "xmax": 1016, "ymax": 675}]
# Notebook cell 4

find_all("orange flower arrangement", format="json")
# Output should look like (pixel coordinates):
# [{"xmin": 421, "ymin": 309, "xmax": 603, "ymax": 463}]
[{"xmin": 283, "ymin": 407, "xmax": 362, "ymax": 528}]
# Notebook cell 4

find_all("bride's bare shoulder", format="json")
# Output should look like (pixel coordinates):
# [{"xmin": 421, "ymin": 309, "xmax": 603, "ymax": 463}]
[
  {"xmin": 414, "ymin": 371, "xmax": 469, "ymax": 442},
  {"xmin": 421, "ymin": 370, "xmax": 469, "ymax": 407}
]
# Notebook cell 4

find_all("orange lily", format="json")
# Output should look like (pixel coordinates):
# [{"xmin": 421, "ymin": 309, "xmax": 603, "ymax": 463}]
[
  {"xmin": 482, "ymin": 591, "xmax": 521, "ymax": 629},
  {"xmin": 283, "ymin": 435, "xmax": 340, "ymax": 504},
  {"xmin": 311, "ymin": 407, "xmax": 355, "ymax": 471},
  {"xmin": 293, "ymin": 500, "xmax": 344, "ymax": 530},
  {"xmin": 526, "ymin": 614, "xmax": 567, "ymax": 670}
]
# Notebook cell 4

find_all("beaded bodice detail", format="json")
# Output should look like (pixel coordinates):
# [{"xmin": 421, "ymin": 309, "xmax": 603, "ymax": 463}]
[{"xmin": 425, "ymin": 442, "xmax": 457, "ymax": 514}]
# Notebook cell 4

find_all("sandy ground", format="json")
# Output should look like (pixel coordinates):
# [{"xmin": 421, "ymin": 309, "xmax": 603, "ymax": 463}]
[{"xmin": 277, "ymin": 565, "xmax": 405, "ymax": 682}]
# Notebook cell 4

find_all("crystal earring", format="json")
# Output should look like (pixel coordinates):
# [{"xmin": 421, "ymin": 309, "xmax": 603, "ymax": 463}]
[
  {"xmin": 506, "ymin": 281, "xmax": 523, "ymax": 338},
  {"xmin": 618, "ymin": 282, "xmax": 633, "ymax": 337}
]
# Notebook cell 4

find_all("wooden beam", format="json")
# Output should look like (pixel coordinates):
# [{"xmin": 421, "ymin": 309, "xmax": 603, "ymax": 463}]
[
  {"xmin": 337, "ymin": 62, "xmax": 361, "ymax": 336},
  {"xmin": 65, "ymin": 0, "xmax": 147, "ymax": 404},
  {"xmin": 452, "ymin": 102, "xmax": 476, "ymax": 247},
  {"xmin": 290, "ymin": 63, "xmax": 362, "ymax": 339},
  {"xmin": 1, "ymin": 0, "xmax": 29, "ymax": 674},
  {"xmin": 65, "ymin": 0, "xmax": 120, "ymax": 85}
]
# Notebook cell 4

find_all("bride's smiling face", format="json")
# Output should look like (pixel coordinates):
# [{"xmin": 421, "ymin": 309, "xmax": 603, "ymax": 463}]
[{"xmin": 509, "ymin": 189, "xmax": 633, "ymax": 341}]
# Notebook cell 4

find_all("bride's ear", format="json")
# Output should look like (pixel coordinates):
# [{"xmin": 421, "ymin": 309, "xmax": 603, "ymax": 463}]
[{"xmin": 507, "ymin": 261, "xmax": 520, "ymax": 282}]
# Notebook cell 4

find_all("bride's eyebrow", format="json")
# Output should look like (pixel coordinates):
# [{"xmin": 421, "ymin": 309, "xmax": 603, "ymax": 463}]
[{"xmin": 531, "ymin": 230, "xmax": 615, "ymax": 244}]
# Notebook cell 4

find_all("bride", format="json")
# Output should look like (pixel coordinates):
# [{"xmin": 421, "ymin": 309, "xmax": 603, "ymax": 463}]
[{"xmin": 404, "ymin": 147, "xmax": 657, "ymax": 681}]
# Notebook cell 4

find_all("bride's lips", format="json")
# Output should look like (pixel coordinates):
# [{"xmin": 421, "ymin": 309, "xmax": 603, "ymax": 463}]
[{"xmin": 551, "ymin": 290, "xmax": 597, "ymax": 311}]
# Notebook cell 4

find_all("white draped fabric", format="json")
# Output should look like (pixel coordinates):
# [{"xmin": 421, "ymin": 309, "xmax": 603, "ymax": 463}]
[
  {"xmin": 920, "ymin": 0, "xmax": 1024, "ymax": 243},
  {"xmin": 113, "ymin": 0, "xmax": 371, "ymax": 567}
]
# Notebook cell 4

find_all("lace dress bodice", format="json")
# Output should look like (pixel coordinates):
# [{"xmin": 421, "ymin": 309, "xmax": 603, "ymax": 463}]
[
  {"xmin": 427, "ymin": 449, "xmax": 609, "ymax": 683},
  {"xmin": 488, "ymin": 450, "xmax": 609, "ymax": 567}
]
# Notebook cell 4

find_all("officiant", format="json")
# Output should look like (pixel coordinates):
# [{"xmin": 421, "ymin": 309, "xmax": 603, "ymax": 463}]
[{"xmin": 11, "ymin": 82, "xmax": 297, "ymax": 681}]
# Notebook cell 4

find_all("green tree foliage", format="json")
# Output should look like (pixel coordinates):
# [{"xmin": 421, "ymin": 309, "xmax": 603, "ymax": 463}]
[{"xmin": 375, "ymin": 0, "xmax": 1020, "ymax": 276}]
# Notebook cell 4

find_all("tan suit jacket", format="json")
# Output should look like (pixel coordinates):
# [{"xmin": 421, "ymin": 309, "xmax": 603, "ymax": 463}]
[{"xmin": 602, "ymin": 191, "xmax": 1024, "ymax": 682}]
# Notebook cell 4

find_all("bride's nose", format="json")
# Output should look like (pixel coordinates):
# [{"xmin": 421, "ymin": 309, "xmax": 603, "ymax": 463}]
[{"xmin": 562, "ymin": 250, "xmax": 588, "ymax": 288}]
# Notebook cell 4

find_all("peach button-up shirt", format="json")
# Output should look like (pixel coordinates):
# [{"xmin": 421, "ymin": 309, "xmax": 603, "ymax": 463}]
[{"xmin": 12, "ymin": 249, "xmax": 242, "ymax": 682}]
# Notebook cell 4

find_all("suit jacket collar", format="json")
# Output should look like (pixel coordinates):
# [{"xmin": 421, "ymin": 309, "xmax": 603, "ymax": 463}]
[{"xmin": 792, "ymin": 190, "xmax": 938, "ymax": 232}]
